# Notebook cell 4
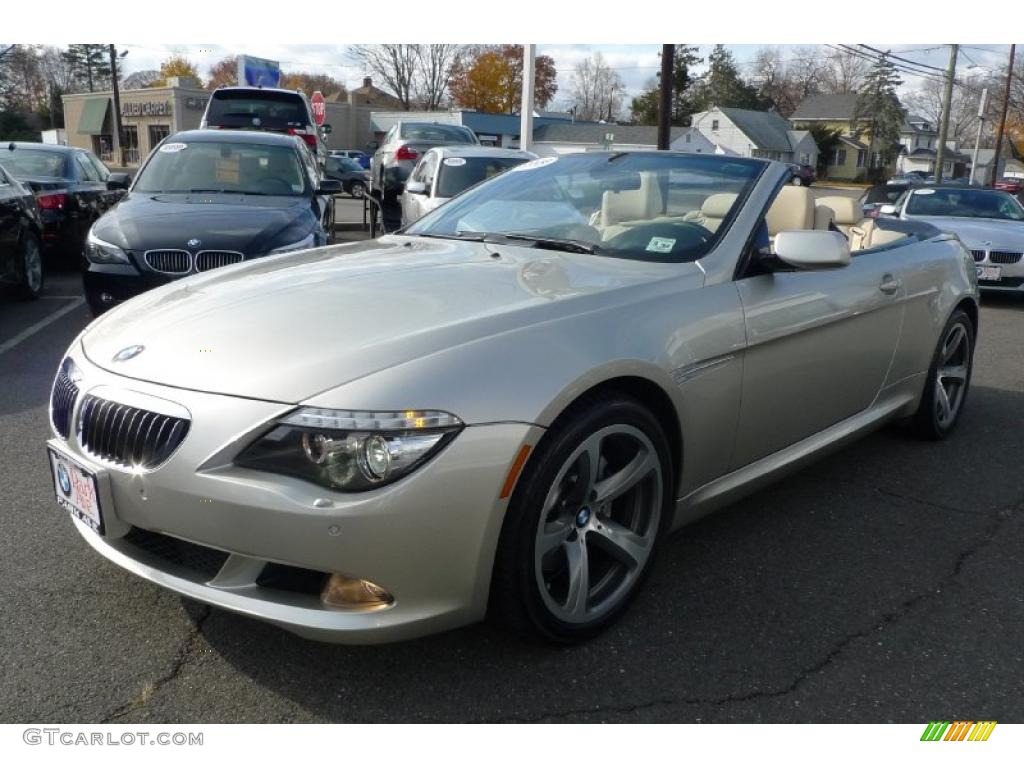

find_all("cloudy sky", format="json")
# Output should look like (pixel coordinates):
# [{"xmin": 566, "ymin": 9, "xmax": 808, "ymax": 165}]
[{"xmin": 115, "ymin": 43, "xmax": 1015, "ymax": 108}]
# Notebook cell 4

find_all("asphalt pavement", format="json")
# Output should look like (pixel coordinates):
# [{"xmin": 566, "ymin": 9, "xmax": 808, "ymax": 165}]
[{"xmin": 0, "ymin": 211, "xmax": 1021, "ymax": 723}]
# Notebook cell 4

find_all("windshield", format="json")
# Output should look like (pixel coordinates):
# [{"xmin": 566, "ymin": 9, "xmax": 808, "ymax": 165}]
[
  {"xmin": 864, "ymin": 185, "xmax": 908, "ymax": 204},
  {"xmin": 405, "ymin": 152, "xmax": 765, "ymax": 263},
  {"xmin": 134, "ymin": 140, "xmax": 307, "ymax": 196},
  {"xmin": 400, "ymin": 124, "xmax": 476, "ymax": 143},
  {"xmin": 905, "ymin": 188, "xmax": 1024, "ymax": 221},
  {"xmin": 205, "ymin": 91, "xmax": 309, "ymax": 131},
  {"xmin": 435, "ymin": 156, "xmax": 530, "ymax": 198},
  {"xmin": 1, "ymin": 149, "xmax": 66, "ymax": 178}
]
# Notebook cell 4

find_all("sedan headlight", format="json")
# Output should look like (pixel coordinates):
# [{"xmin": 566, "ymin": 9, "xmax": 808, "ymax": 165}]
[
  {"xmin": 235, "ymin": 408, "xmax": 463, "ymax": 492},
  {"xmin": 85, "ymin": 229, "xmax": 130, "ymax": 264},
  {"xmin": 269, "ymin": 232, "xmax": 316, "ymax": 255}
]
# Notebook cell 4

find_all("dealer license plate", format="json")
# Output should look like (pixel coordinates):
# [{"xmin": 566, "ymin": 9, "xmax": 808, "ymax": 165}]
[
  {"xmin": 977, "ymin": 265, "xmax": 1002, "ymax": 282},
  {"xmin": 48, "ymin": 448, "xmax": 104, "ymax": 535}
]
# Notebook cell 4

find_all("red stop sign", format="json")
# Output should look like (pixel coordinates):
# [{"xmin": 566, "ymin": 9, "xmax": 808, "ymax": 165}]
[{"xmin": 311, "ymin": 91, "xmax": 326, "ymax": 126}]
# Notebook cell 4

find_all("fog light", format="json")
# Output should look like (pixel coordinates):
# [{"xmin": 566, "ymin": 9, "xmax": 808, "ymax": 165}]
[{"xmin": 320, "ymin": 573, "xmax": 393, "ymax": 609}]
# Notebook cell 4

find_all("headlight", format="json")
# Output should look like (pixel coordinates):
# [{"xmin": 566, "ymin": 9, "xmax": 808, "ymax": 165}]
[
  {"xmin": 85, "ymin": 229, "xmax": 129, "ymax": 264},
  {"xmin": 235, "ymin": 408, "xmax": 464, "ymax": 492},
  {"xmin": 269, "ymin": 232, "xmax": 316, "ymax": 255}
]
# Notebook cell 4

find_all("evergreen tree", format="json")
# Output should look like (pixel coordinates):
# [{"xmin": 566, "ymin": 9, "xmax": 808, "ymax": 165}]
[
  {"xmin": 629, "ymin": 45, "xmax": 702, "ymax": 125},
  {"xmin": 852, "ymin": 54, "xmax": 904, "ymax": 179},
  {"xmin": 691, "ymin": 45, "xmax": 766, "ymax": 112},
  {"xmin": 62, "ymin": 45, "xmax": 125, "ymax": 92}
]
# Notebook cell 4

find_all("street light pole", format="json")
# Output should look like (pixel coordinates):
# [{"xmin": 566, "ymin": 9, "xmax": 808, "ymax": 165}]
[
  {"xmin": 934, "ymin": 44, "xmax": 958, "ymax": 184},
  {"xmin": 970, "ymin": 88, "xmax": 988, "ymax": 185},
  {"xmin": 991, "ymin": 44, "xmax": 1016, "ymax": 186},
  {"xmin": 109, "ymin": 44, "xmax": 123, "ymax": 167}
]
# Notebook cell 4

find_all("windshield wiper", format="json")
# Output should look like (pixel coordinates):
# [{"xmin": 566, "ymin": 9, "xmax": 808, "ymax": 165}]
[
  {"xmin": 488, "ymin": 233, "xmax": 601, "ymax": 254},
  {"xmin": 415, "ymin": 232, "xmax": 488, "ymax": 242}
]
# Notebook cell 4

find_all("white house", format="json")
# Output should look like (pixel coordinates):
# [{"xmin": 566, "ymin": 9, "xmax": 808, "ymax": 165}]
[
  {"xmin": 531, "ymin": 123, "xmax": 716, "ymax": 157},
  {"xmin": 690, "ymin": 106, "xmax": 819, "ymax": 166}
]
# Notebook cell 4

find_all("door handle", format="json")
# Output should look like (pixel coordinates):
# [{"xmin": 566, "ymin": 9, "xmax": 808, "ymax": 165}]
[{"xmin": 879, "ymin": 274, "xmax": 900, "ymax": 295}]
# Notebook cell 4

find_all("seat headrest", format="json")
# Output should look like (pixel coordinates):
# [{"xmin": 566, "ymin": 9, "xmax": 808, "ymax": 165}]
[
  {"xmin": 766, "ymin": 185, "xmax": 815, "ymax": 235},
  {"xmin": 701, "ymin": 193, "xmax": 738, "ymax": 219},
  {"xmin": 601, "ymin": 172, "xmax": 663, "ymax": 226},
  {"xmin": 815, "ymin": 196, "xmax": 864, "ymax": 225}
]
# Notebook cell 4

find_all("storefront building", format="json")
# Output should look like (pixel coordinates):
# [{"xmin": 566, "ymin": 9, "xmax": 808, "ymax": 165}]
[{"xmin": 61, "ymin": 77, "xmax": 210, "ymax": 168}]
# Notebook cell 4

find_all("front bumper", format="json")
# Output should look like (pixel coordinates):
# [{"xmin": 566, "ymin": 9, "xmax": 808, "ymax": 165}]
[
  {"xmin": 82, "ymin": 261, "xmax": 172, "ymax": 310},
  {"xmin": 972, "ymin": 249, "xmax": 1024, "ymax": 292},
  {"xmin": 48, "ymin": 346, "xmax": 538, "ymax": 643}
]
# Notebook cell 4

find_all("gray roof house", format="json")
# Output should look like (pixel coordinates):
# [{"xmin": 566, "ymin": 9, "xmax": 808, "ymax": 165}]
[
  {"xmin": 530, "ymin": 123, "xmax": 715, "ymax": 156},
  {"xmin": 790, "ymin": 93, "xmax": 862, "ymax": 123},
  {"xmin": 690, "ymin": 106, "xmax": 819, "ymax": 166}
]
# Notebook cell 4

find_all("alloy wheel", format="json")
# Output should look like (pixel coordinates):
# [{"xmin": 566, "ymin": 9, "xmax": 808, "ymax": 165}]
[
  {"xmin": 534, "ymin": 424, "xmax": 662, "ymax": 624},
  {"xmin": 23, "ymin": 238, "xmax": 42, "ymax": 294},
  {"xmin": 934, "ymin": 320, "xmax": 970, "ymax": 429}
]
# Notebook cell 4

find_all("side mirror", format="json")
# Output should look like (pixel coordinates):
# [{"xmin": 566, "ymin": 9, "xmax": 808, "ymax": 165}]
[
  {"xmin": 404, "ymin": 179, "xmax": 427, "ymax": 195},
  {"xmin": 317, "ymin": 179, "xmax": 343, "ymax": 194},
  {"xmin": 321, "ymin": 124, "xmax": 332, "ymax": 135},
  {"xmin": 106, "ymin": 172, "xmax": 131, "ymax": 190},
  {"xmin": 773, "ymin": 230, "xmax": 850, "ymax": 270},
  {"xmin": 878, "ymin": 204, "xmax": 898, "ymax": 216}
]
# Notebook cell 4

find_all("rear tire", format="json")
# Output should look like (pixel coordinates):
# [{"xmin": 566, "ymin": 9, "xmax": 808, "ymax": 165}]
[
  {"xmin": 349, "ymin": 181, "xmax": 366, "ymax": 198},
  {"xmin": 911, "ymin": 309, "xmax": 974, "ymax": 440},
  {"xmin": 490, "ymin": 394, "xmax": 672, "ymax": 643},
  {"xmin": 17, "ymin": 233, "xmax": 43, "ymax": 300}
]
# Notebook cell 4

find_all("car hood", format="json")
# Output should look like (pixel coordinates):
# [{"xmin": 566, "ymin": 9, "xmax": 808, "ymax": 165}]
[
  {"xmin": 906, "ymin": 215, "xmax": 1024, "ymax": 248},
  {"xmin": 80, "ymin": 236, "xmax": 685, "ymax": 403},
  {"xmin": 92, "ymin": 192, "xmax": 313, "ymax": 255}
]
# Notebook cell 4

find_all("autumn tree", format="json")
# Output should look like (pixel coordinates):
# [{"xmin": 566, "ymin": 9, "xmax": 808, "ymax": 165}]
[
  {"xmin": 448, "ymin": 45, "xmax": 557, "ymax": 114},
  {"xmin": 150, "ymin": 55, "xmax": 201, "ymax": 87},
  {"xmin": 629, "ymin": 45, "xmax": 702, "ymax": 125},
  {"xmin": 206, "ymin": 56, "xmax": 237, "ymax": 90},
  {"xmin": 571, "ymin": 52, "xmax": 626, "ymax": 122},
  {"xmin": 280, "ymin": 71, "xmax": 347, "ymax": 99}
]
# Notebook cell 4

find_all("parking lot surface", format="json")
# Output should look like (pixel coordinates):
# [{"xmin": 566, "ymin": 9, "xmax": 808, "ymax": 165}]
[{"xmin": 1, "ymin": 211, "xmax": 1021, "ymax": 723}]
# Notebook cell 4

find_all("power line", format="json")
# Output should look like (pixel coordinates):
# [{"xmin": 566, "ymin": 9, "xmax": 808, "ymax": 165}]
[{"xmin": 858, "ymin": 44, "xmax": 947, "ymax": 73}]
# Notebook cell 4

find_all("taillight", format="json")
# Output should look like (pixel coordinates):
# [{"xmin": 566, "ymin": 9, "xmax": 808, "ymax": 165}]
[
  {"xmin": 287, "ymin": 128, "xmax": 319, "ymax": 150},
  {"xmin": 37, "ymin": 192, "xmax": 68, "ymax": 210},
  {"xmin": 395, "ymin": 145, "xmax": 418, "ymax": 161}
]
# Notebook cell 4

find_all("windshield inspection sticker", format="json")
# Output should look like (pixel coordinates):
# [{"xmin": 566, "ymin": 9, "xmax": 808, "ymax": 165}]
[
  {"xmin": 646, "ymin": 237, "xmax": 676, "ymax": 253},
  {"xmin": 159, "ymin": 142, "xmax": 188, "ymax": 153},
  {"xmin": 510, "ymin": 156, "xmax": 558, "ymax": 172},
  {"xmin": 443, "ymin": 157, "xmax": 467, "ymax": 166}
]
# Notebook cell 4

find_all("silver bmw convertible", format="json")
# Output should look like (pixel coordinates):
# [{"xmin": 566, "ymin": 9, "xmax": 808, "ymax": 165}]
[{"xmin": 46, "ymin": 152, "xmax": 979, "ymax": 644}]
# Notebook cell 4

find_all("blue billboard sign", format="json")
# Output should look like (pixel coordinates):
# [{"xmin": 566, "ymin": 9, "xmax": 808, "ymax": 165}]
[{"xmin": 237, "ymin": 55, "xmax": 281, "ymax": 87}]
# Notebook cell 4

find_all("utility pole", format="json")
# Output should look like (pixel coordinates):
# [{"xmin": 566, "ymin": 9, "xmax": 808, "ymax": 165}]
[
  {"xmin": 519, "ymin": 44, "xmax": 536, "ymax": 152},
  {"xmin": 971, "ymin": 88, "xmax": 989, "ymax": 185},
  {"xmin": 109, "ymin": 45, "xmax": 124, "ymax": 167},
  {"xmin": 991, "ymin": 44, "xmax": 1016, "ymax": 186},
  {"xmin": 934, "ymin": 44, "xmax": 958, "ymax": 184},
  {"xmin": 657, "ymin": 44, "xmax": 675, "ymax": 150}
]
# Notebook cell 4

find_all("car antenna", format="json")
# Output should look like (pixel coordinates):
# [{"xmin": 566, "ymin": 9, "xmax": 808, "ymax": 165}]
[
  {"xmin": 7, "ymin": 142, "xmax": 14, "ymax": 152},
  {"xmin": 607, "ymin": 152, "xmax": 629, "ymax": 162}
]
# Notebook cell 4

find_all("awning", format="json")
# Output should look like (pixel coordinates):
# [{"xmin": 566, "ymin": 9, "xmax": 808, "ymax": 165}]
[{"xmin": 79, "ymin": 98, "xmax": 111, "ymax": 135}]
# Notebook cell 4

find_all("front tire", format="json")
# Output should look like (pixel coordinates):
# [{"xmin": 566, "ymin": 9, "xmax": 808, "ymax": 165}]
[
  {"xmin": 490, "ymin": 394, "xmax": 672, "ymax": 643},
  {"xmin": 912, "ymin": 308, "xmax": 974, "ymax": 440}
]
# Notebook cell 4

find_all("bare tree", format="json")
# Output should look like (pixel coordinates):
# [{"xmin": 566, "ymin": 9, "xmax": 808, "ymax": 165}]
[
  {"xmin": 747, "ymin": 46, "xmax": 827, "ymax": 117},
  {"xmin": 348, "ymin": 44, "xmax": 420, "ymax": 110},
  {"xmin": 415, "ymin": 44, "xmax": 463, "ymax": 110},
  {"xmin": 571, "ymin": 52, "xmax": 626, "ymax": 122},
  {"xmin": 903, "ymin": 73, "xmax": 993, "ymax": 149},
  {"xmin": 821, "ymin": 46, "xmax": 870, "ymax": 93}
]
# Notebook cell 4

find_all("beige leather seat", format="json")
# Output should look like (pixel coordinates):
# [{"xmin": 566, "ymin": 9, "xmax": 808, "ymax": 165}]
[
  {"xmin": 766, "ymin": 185, "xmax": 833, "ymax": 237},
  {"xmin": 599, "ymin": 172, "xmax": 663, "ymax": 240},
  {"xmin": 813, "ymin": 195, "xmax": 909, "ymax": 251},
  {"xmin": 690, "ymin": 192, "xmax": 738, "ymax": 233}
]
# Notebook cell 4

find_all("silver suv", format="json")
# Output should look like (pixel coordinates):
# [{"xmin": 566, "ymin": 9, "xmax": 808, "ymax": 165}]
[{"xmin": 369, "ymin": 121, "xmax": 478, "ymax": 196}]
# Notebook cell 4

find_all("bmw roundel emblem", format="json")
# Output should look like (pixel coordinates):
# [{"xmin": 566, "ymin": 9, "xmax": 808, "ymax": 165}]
[
  {"xmin": 187, "ymin": 238, "xmax": 201, "ymax": 248},
  {"xmin": 57, "ymin": 463, "xmax": 71, "ymax": 496},
  {"xmin": 112, "ymin": 345, "xmax": 145, "ymax": 363}
]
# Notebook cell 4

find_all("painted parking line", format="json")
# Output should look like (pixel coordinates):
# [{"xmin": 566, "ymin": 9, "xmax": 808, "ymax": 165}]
[{"xmin": 0, "ymin": 297, "xmax": 85, "ymax": 357}]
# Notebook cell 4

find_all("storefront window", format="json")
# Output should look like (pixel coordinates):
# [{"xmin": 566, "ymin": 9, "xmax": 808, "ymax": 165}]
[
  {"xmin": 148, "ymin": 125, "xmax": 170, "ymax": 152},
  {"xmin": 93, "ymin": 135, "xmax": 113, "ymax": 162},
  {"xmin": 123, "ymin": 125, "xmax": 140, "ymax": 165}
]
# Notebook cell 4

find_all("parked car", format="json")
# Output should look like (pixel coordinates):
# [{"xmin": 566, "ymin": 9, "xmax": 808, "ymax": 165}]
[
  {"xmin": 400, "ymin": 146, "xmax": 535, "ymax": 227},
  {"xmin": 860, "ymin": 183, "xmax": 915, "ymax": 217},
  {"xmin": 994, "ymin": 176, "xmax": 1023, "ymax": 196},
  {"xmin": 47, "ymin": 152, "xmax": 979, "ymax": 645},
  {"xmin": 330, "ymin": 149, "xmax": 370, "ymax": 169},
  {"xmin": 369, "ymin": 121, "xmax": 479, "ymax": 197},
  {"xmin": 0, "ymin": 162, "xmax": 44, "ymax": 299},
  {"xmin": 787, "ymin": 163, "xmax": 816, "ymax": 186},
  {"xmin": 888, "ymin": 173, "xmax": 924, "ymax": 186},
  {"xmin": 324, "ymin": 155, "xmax": 370, "ymax": 198},
  {"xmin": 201, "ymin": 87, "xmax": 328, "ymax": 168},
  {"xmin": 878, "ymin": 185, "xmax": 1024, "ymax": 292},
  {"xmin": 81, "ymin": 129, "xmax": 341, "ymax": 316},
  {"xmin": 0, "ymin": 142, "xmax": 126, "ymax": 259}
]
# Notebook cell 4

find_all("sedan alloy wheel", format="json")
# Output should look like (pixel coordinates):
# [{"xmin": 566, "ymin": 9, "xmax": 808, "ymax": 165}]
[{"xmin": 19, "ymin": 235, "xmax": 43, "ymax": 299}]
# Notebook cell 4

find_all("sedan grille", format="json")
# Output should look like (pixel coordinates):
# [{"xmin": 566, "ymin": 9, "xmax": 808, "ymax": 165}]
[
  {"xmin": 988, "ymin": 250, "xmax": 1022, "ymax": 265},
  {"xmin": 144, "ymin": 250, "xmax": 191, "ymax": 274},
  {"xmin": 195, "ymin": 250, "xmax": 244, "ymax": 272},
  {"xmin": 77, "ymin": 394, "xmax": 189, "ymax": 469},
  {"xmin": 50, "ymin": 359, "xmax": 79, "ymax": 440},
  {"xmin": 970, "ymin": 249, "xmax": 986, "ymax": 262}
]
